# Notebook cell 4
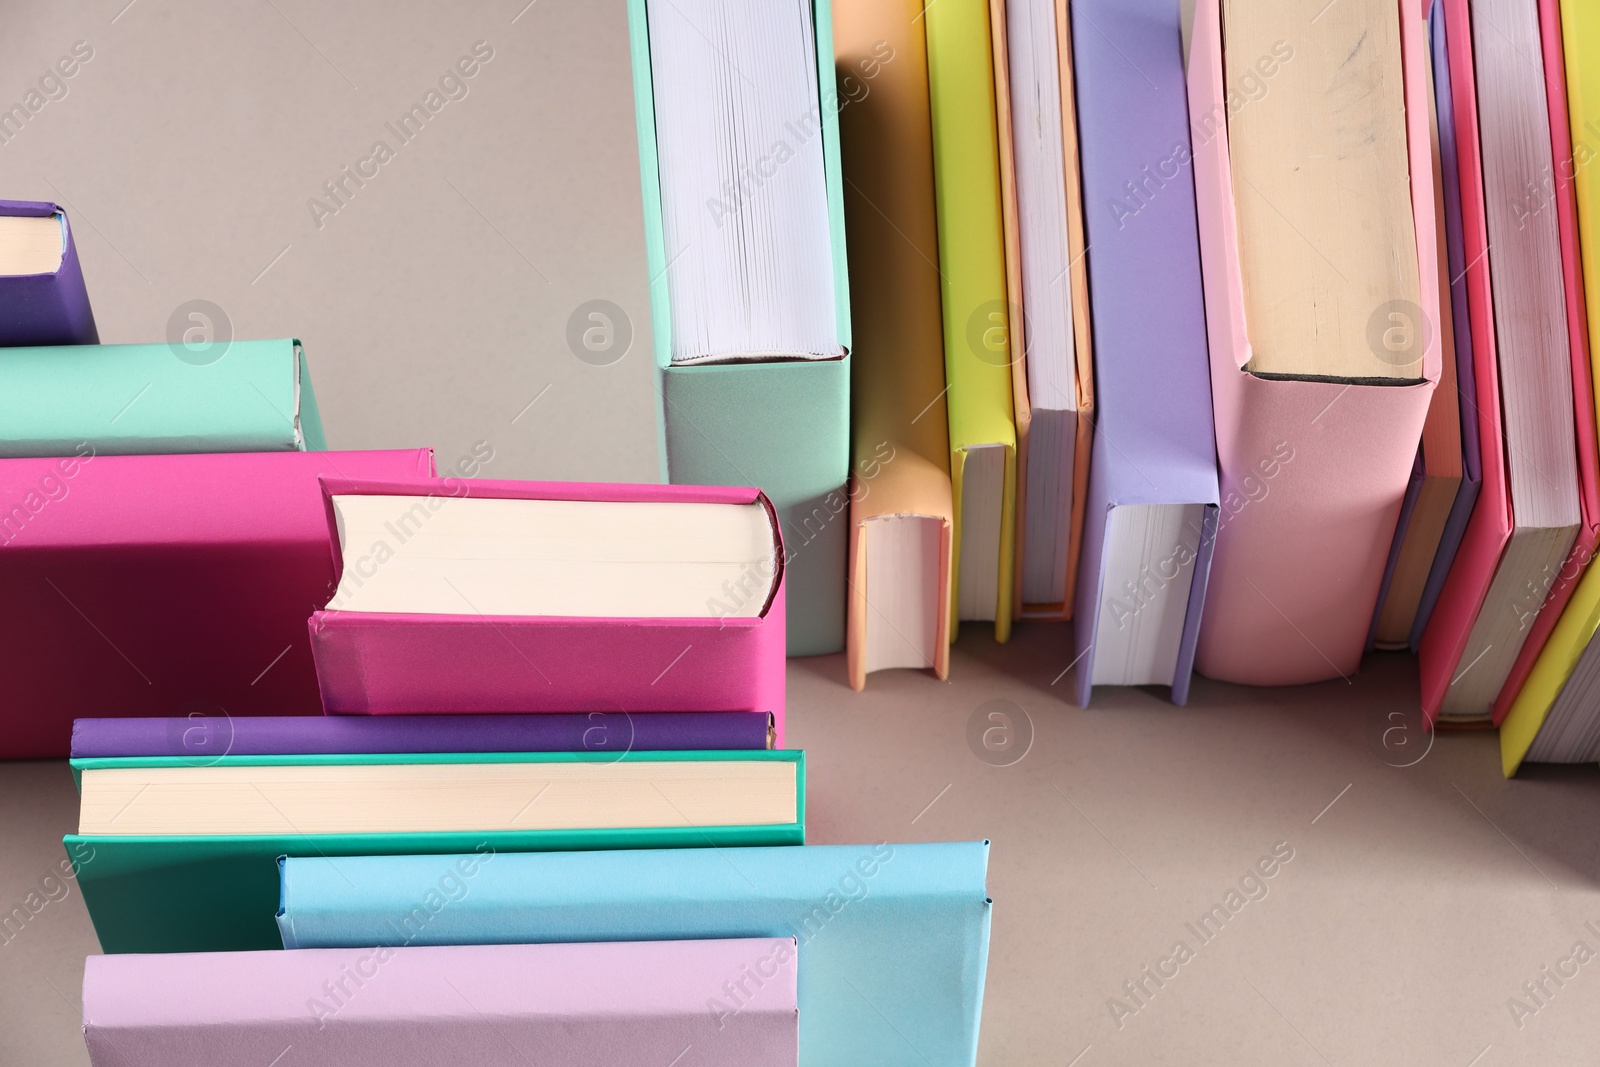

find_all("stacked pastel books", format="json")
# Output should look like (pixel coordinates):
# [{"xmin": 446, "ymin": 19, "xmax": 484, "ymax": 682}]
[{"xmin": 0, "ymin": 204, "xmax": 991, "ymax": 1063}]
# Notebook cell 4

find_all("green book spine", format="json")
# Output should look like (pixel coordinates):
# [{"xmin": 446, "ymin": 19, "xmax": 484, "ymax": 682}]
[
  {"xmin": 67, "ymin": 750, "xmax": 805, "ymax": 953},
  {"xmin": 0, "ymin": 338, "xmax": 322, "ymax": 456},
  {"xmin": 627, "ymin": 0, "xmax": 853, "ymax": 656}
]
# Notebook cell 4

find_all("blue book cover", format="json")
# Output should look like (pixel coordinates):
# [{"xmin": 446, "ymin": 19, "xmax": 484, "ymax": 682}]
[{"xmin": 279, "ymin": 841, "xmax": 991, "ymax": 1067}]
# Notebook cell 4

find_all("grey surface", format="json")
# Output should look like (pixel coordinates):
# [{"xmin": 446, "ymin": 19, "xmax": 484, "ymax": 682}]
[{"xmin": 3, "ymin": 2, "xmax": 1600, "ymax": 1065}]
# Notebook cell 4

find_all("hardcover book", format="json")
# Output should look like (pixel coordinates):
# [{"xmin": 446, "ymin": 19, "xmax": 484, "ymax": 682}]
[
  {"xmin": 83, "ymin": 939, "xmax": 798, "ymax": 1066},
  {"xmin": 279, "ymin": 841, "xmax": 990, "ymax": 1067},
  {"xmin": 306, "ymin": 478, "xmax": 788, "ymax": 743},
  {"xmin": 627, "ymin": 0, "xmax": 852, "ymax": 656},
  {"xmin": 0, "ymin": 338, "xmax": 325, "ymax": 456},
  {"xmin": 0, "ymin": 200, "xmax": 96, "ymax": 346},
  {"xmin": 0, "ymin": 448, "xmax": 433, "ymax": 759},
  {"xmin": 1071, "ymin": 0, "xmax": 1220, "ymax": 705},
  {"xmin": 70, "ymin": 711, "xmax": 775, "ymax": 759},
  {"xmin": 67, "ymin": 749, "xmax": 806, "ymax": 953}
]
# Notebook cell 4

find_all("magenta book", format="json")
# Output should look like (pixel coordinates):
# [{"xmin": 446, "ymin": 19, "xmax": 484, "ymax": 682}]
[
  {"xmin": 308, "ymin": 477, "xmax": 789, "ymax": 743},
  {"xmin": 0, "ymin": 449, "xmax": 433, "ymax": 758}
]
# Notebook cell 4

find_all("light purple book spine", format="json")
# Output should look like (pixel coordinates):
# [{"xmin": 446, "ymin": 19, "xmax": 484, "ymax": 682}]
[
  {"xmin": 83, "ymin": 939, "xmax": 798, "ymax": 1066},
  {"xmin": 0, "ymin": 200, "xmax": 97, "ymax": 347},
  {"xmin": 1069, "ymin": 0, "xmax": 1222, "ymax": 707}
]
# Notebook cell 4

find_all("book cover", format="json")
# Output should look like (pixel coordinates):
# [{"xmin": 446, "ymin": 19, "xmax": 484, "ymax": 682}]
[
  {"xmin": 837, "ymin": 0, "xmax": 953, "ymax": 687},
  {"xmin": 306, "ymin": 477, "xmax": 788, "ymax": 744},
  {"xmin": 1410, "ymin": 0, "xmax": 1486, "ymax": 649},
  {"xmin": 1488, "ymin": 0, "xmax": 1600, "ymax": 724},
  {"xmin": 279, "ymin": 841, "xmax": 990, "ymax": 1067},
  {"xmin": 1071, "ymin": 0, "xmax": 1220, "ymax": 706},
  {"xmin": 627, "ymin": 0, "xmax": 852, "ymax": 657},
  {"xmin": 0, "ymin": 338, "xmax": 325, "ymax": 456},
  {"xmin": 70, "ymin": 711, "xmax": 775, "ymax": 759},
  {"xmin": 0, "ymin": 448, "xmax": 434, "ymax": 759},
  {"xmin": 0, "ymin": 200, "xmax": 96, "ymax": 346},
  {"xmin": 68, "ymin": 749, "xmax": 806, "ymax": 954},
  {"xmin": 1499, "ymin": 0, "xmax": 1600, "ymax": 773},
  {"xmin": 925, "ymin": 0, "xmax": 1018, "ymax": 643},
  {"xmin": 1188, "ymin": 0, "xmax": 1442, "ymax": 686},
  {"xmin": 83, "ymin": 939, "xmax": 797, "ymax": 1066}
]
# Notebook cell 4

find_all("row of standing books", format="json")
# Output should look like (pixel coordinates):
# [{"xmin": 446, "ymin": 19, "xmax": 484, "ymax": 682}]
[{"xmin": 624, "ymin": 0, "xmax": 1600, "ymax": 774}]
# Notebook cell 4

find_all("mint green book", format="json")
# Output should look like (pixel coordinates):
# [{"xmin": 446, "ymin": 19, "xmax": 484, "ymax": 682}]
[
  {"xmin": 628, "ymin": 0, "xmax": 852, "ymax": 656},
  {"xmin": 66, "ymin": 749, "xmax": 804, "ymax": 954},
  {"xmin": 0, "ymin": 338, "xmax": 324, "ymax": 456}
]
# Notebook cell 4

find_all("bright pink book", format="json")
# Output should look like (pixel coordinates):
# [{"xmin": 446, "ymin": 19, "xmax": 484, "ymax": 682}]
[
  {"xmin": 83, "ymin": 939, "xmax": 798, "ymax": 1066},
  {"xmin": 1490, "ymin": 0, "xmax": 1600, "ymax": 723},
  {"xmin": 308, "ymin": 478, "xmax": 789, "ymax": 744},
  {"xmin": 0, "ymin": 449, "xmax": 433, "ymax": 759},
  {"xmin": 1418, "ymin": 0, "xmax": 1514, "ymax": 722}
]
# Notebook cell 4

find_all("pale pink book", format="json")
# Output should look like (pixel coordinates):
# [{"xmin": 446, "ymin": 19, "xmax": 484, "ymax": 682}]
[
  {"xmin": 1490, "ymin": 0, "xmax": 1600, "ymax": 723},
  {"xmin": 1417, "ymin": 0, "xmax": 1520, "ymax": 721},
  {"xmin": 1187, "ymin": 0, "xmax": 1443, "ymax": 685},
  {"xmin": 83, "ymin": 939, "xmax": 798, "ymax": 1066},
  {"xmin": 308, "ymin": 478, "xmax": 788, "ymax": 744}
]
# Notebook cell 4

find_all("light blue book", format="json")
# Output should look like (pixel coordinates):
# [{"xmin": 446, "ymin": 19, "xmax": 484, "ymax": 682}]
[
  {"xmin": 279, "ymin": 842, "xmax": 991, "ymax": 1067},
  {"xmin": 0, "ymin": 338, "xmax": 324, "ymax": 456}
]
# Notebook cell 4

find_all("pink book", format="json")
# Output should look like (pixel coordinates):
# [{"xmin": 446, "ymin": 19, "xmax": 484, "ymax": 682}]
[
  {"xmin": 83, "ymin": 939, "xmax": 798, "ymax": 1066},
  {"xmin": 1417, "ymin": 0, "xmax": 1525, "ymax": 721},
  {"xmin": 0, "ymin": 448, "xmax": 433, "ymax": 759},
  {"xmin": 308, "ymin": 478, "xmax": 788, "ymax": 744},
  {"xmin": 1187, "ymin": 0, "xmax": 1443, "ymax": 685},
  {"xmin": 1490, "ymin": 0, "xmax": 1600, "ymax": 723}
]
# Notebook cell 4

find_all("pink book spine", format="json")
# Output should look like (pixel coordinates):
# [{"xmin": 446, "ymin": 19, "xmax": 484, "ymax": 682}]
[
  {"xmin": 83, "ymin": 939, "xmax": 798, "ymax": 1066},
  {"xmin": 308, "ymin": 478, "xmax": 787, "ymax": 744},
  {"xmin": 1187, "ymin": 0, "xmax": 1441, "ymax": 685},
  {"xmin": 1418, "ymin": 0, "xmax": 1515, "ymax": 721},
  {"xmin": 1490, "ymin": 0, "xmax": 1600, "ymax": 723}
]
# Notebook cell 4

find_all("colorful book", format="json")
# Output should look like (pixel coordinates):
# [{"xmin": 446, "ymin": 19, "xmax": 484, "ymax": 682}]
[
  {"xmin": 307, "ymin": 478, "xmax": 788, "ymax": 743},
  {"xmin": 0, "ymin": 200, "xmax": 96, "ymax": 346},
  {"xmin": 70, "ymin": 711, "xmax": 775, "ymax": 759},
  {"xmin": 67, "ymin": 749, "xmax": 805, "ymax": 953},
  {"xmin": 996, "ymin": 0, "xmax": 1094, "ymax": 622},
  {"xmin": 1189, "ymin": 0, "xmax": 1441, "ymax": 686},
  {"xmin": 279, "ymin": 841, "xmax": 990, "ymax": 1067},
  {"xmin": 1488, "ymin": 0, "xmax": 1600, "ymax": 722},
  {"xmin": 1372, "ymin": 36, "xmax": 1465, "ymax": 650},
  {"xmin": 1417, "ymin": 0, "xmax": 1514, "ymax": 719},
  {"xmin": 83, "ymin": 939, "xmax": 798, "ymax": 1066},
  {"xmin": 1411, "ymin": 0, "xmax": 1485, "ymax": 650},
  {"xmin": 838, "ymin": 0, "xmax": 953, "ymax": 687},
  {"xmin": 0, "ymin": 448, "xmax": 433, "ymax": 759},
  {"xmin": 627, "ymin": 0, "xmax": 852, "ymax": 657},
  {"xmin": 1070, "ymin": 0, "xmax": 1219, "ymax": 705},
  {"xmin": 925, "ymin": 0, "xmax": 1018, "ymax": 642},
  {"xmin": 1422, "ymin": 0, "xmax": 1583, "ymax": 724},
  {"xmin": 0, "ymin": 338, "xmax": 325, "ymax": 456},
  {"xmin": 1499, "ymin": 0, "xmax": 1600, "ymax": 772}
]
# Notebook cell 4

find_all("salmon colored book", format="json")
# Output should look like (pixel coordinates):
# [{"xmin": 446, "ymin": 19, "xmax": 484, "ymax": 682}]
[{"xmin": 838, "ymin": 0, "xmax": 954, "ymax": 689}]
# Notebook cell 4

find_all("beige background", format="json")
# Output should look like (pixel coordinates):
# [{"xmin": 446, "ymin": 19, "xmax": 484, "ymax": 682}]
[{"xmin": 3, "ymin": 1, "xmax": 1600, "ymax": 1065}]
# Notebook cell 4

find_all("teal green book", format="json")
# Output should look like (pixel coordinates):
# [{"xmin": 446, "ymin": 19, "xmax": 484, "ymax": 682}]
[
  {"xmin": 0, "ymin": 338, "xmax": 325, "ymax": 456},
  {"xmin": 627, "ymin": 0, "xmax": 852, "ymax": 656},
  {"xmin": 66, "ymin": 750, "xmax": 804, "ymax": 954}
]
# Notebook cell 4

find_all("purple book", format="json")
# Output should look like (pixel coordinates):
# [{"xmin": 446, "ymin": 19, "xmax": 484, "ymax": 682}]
[
  {"xmin": 1411, "ymin": 0, "xmax": 1484, "ymax": 650},
  {"xmin": 71, "ymin": 711, "xmax": 774, "ymax": 759},
  {"xmin": 0, "ymin": 200, "xmax": 97, "ymax": 346},
  {"xmin": 83, "ymin": 939, "xmax": 798, "ymax": 1066},
  {"xmin": 1070, "ymin": 0, "xmax": 1221, "ymax": 707}
]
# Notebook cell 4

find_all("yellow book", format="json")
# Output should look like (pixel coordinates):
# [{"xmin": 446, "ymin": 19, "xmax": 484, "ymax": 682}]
[
  {"xmin": 1500, "ymin": 0, "xmax": 1600, "ymax": 776},
  {"xmin": 924, "ymin": 0, "xmax": 1019, "ymax": 642}
]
